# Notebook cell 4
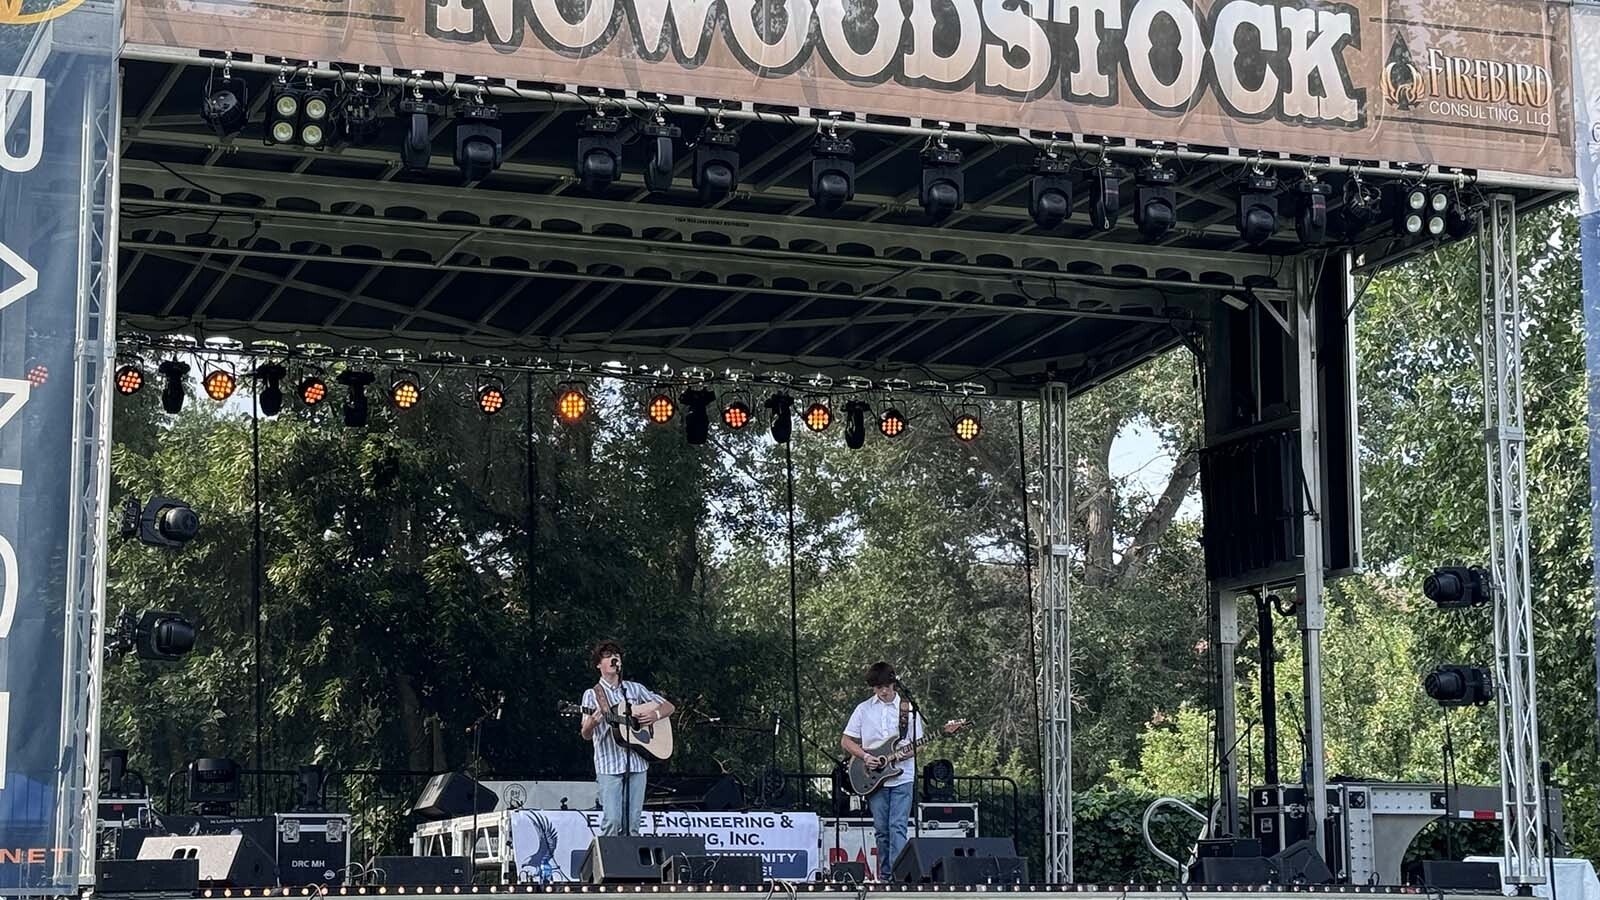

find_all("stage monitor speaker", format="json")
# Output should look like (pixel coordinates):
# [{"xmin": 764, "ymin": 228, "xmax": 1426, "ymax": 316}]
[
  {"xmin": 1268, "ymin": 839, "xmax": 1333, "ymax": 885},
  {"xmin": 580, "ymin": 835, "xmax": 707, "ymax": 883},
  {"xmin": 931, "ymin": 855, "xmax": 1028, "ymax": 885},
  {"xmin": 662, "ymin": 854, "xmax": 764, "ymax": 884},
  {"xmin": 644, "ymin": 774, "xmax": 743, "ymax": 811},
  {"xmin": 890, "ymin": 837, "xmax": 1019, "ymax": 884},
  {"xmin": 139, "ymin": 834, "xmax": 277, "ymax": 887},
  {"xmin": 96, "ymin": 858, "xmax": 200, "ymax": 893},
  {"xmin": 1406, "ymin": 860, "xmax": 1501, "ymax": 891},
  {"xmin": 413, "ymin": 773, "xmax": 497, "ymax": 820},
  {"xmin": 370, "ymin": 855, "xmax": 472, "ymax": 886},
  {"xmin": 1191, "ymin": 856, "xmax": 1274, "ymax": 885},
  {"xmin": 1196, "ymin": 837, "xmax": 1262, "ymax": 859},
  {"xmin": 828, "ymin": 861, "xmax": 868, "ymax": 883}
]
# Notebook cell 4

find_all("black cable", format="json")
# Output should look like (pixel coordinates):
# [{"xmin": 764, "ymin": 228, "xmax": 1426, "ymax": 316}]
[
  {"xmin": 1015, "ymin": 400, "xmax": 1046, "ymax": 861},
  {"xmin": 784, "ymin": 440, "xmax": 805, "ymax": 776},
  {"xmin": 250, "ymin": 387, "xmax": 266, "ymax": 812}
]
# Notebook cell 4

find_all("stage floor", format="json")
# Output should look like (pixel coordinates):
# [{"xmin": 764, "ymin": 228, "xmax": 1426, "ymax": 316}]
[{"xmin": 89, "ymin": 885, "xmax": 1485, "ymax": 899}]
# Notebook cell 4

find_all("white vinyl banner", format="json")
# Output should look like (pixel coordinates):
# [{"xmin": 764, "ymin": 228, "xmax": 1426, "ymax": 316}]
[
  {"xmin": 507, "ymin": 809, "xmax": 820, "ymax": 883},
  {"xmin": 1575, "ymin": 1, "xmax": 1600, "ymax": 214}
]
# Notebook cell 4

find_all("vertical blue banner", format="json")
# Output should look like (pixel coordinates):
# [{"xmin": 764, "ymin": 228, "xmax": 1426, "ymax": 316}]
[
  {"xmin": 1577, "ymin": 0, "xmax": 1600, "ymax": 773},
  {"xmin": 0, "ymin": 0, "xmax": 119, "ymax": 892}
]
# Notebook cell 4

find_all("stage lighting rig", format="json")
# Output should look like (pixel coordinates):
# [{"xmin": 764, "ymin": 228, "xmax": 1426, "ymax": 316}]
[
  {"xmin": 647, "ymin": 391, "xmax": 677, "ymax": 424},
  {"xmin": 454, "ymin": 88, "xmax": 502, "ymax": 182},
  {"xmin": 337, "ymin": 369, "xmax": 375, "ymax": 427},
  {"xmin": 577, "ymin": 113, "xmax": 624, "ymax": 193},
  {"xmin": 1294, "ymin": 176, "xmax": 1332, "ymax": 244},
  {"xmin": 682, "ymin": 388, "xmax": 715, "ymax": 445},
  {"xmin": 1088, "ymin": 162, "xmax": 1123, "ymax": 231},
  {"xmin": 299, "ymin": 372, "xmax": 329, "ymax": 408},
  {"xmin": 158, "ymin": 361, "xmax": 190, "ymax": 414},
  {"xmin": 119, "ymin": 495, "xmax": 200, "ymax": 549},
  {"xmin": 1028, "ymin": 150, "xmax": 1072, "ymax": 230},
  {"xmin": 1424, "ymin": 190, "xmax": 1451, "ymax": 237},
  {"xmin": 299, "ymin": 88, "xmax": 331, "ymax": 148},
  {"xmin": 202, "ymin": 365, "xmax": 237, "ymax": 402},
  {"xmin": 878, "ymin": 407, "xmax": 907, "ymax": 438},
  {"xmin": 115, "ymin": 364, "xmax": 145, "ymax": 396},
  {"xmin": 803, "ymin": 400, "xmax": 832, "ymax": 433},
  {"xmin": 389, "ymin": 369, "xmax": 422, "ymax": 410},
  {"xmin": 398, "ymin": 89, "xmax": 444, "ymax": 173},
  {"xmin": 1134, "ymin": 162, "xmax": 1177, "ymax": 241},
  {"xmin": 643, "ymin": 111, "xmax": 680, "ymax": 194},
  {"xmin": 342, "ymin": 80, "xmax": 382, "ymax": 144},
  {"xmin": 844, "ymin": 400, "xmax": 869, "ymax": 450},
  {"xmin": 556, "ymin": 382, "xmax": 589, "ymax": 424},
  {"xmin": 108, "ymin": 608, "xmax": 197, "ymax": 662},
  {"xmin": 694, "ymin": 118, "xmax": 740, "ymax": 204},
  {"xmin": 200, "ymin": 62, "xmax": 248, "ymax": 139},
  {"xmin": 477, "ymin": 376, "xmax": 507, "ymax": 416},
  {"xmin": 1423, "ymin": 565, "xmax": 1490, "ymax": 609},
  {"xmin": 1424, "ymin": 665, "xmax": 1493, "ymax": 707},
  {"xmin": 952, "ymin": 408, "xmax": 981, "ymax": 442},
  {"xmin": 254, "ymin": 363, "xmax": 287, "ymax": 416},
  {"xmin": 1446, "ymin": 203, "xmax": 1476, "ymax": 239},
  {"xmin": 722, "ymin": 396, "xmax": 752, "ymax": 430},
  {"xmin": 919, "ymin": 135, "xmax": 963, "ymax": 223},
  {"xmin": 1237, "ymin": 171, "xmax": 1279, "ymax": 245},
  {"xmin": 810, "ymin": 121, "xmax": 855, "ymax": 213},
  {"xmin": 1391, "ymin": 184, "xmax": 1428, "ymax": 237},
  {"xmin": 266, "ymin": 74, "xmax": 301, "ymax": 146},
  {"xmin": 767, "ymin": 393, "xmax": 794, "ymax": 444},
  {"xmin": 1340, "ymin": 174, "xmax": 1381, "ymax": 238}
]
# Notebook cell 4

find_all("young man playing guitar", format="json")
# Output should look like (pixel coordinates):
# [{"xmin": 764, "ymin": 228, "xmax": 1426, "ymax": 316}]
[
  {"xmin": 840, "ymin": 662, "xmax": 962, "ymax": 879},
  {"xmin": 578, "ymin": 641, "xmax": 675, "ymax": 836}
]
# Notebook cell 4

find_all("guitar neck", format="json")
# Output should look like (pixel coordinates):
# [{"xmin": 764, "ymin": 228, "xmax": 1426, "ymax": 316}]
[{"xmin": 889, "ymin": 730, "xmax": 950, "ymax": 761}]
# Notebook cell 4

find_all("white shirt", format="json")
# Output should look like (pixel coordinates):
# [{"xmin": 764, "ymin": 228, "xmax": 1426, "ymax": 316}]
[
  {"xmin": 842, "ymin": 692, "xmax": 925, "ymax": 788},
  {"xmin": 581, "ymin": 679, "xmax": 663, "ymax": 776}
]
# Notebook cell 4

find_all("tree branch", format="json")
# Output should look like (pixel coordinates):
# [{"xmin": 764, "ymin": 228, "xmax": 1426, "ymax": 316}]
[{"xmin": 1112, "ymin": 449, "xmax": 1200, "ymax": 586}]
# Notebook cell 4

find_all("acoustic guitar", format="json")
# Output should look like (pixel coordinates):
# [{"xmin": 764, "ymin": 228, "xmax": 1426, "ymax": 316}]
[
  {"xmin": 847, "ymin": 719, "xmax": 969, "ymax": 796},
  {"xmin": 558, "ymin": 698, "xmax": 675, "ymax": 762}
]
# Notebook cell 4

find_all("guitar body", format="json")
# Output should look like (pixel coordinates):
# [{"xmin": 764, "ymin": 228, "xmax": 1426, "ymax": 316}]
[
  {"xmin": 558, "ymin": 698, "xmax": 674, "ymax": 762},
  {"xmin": 846, "ymin": 736, "xmax": 908, "ymax": 796}
]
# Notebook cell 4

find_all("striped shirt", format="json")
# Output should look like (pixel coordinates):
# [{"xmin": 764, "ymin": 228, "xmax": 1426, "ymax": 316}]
[{"xmin": 581, "ymin": 680, "xmax": 664, "ymax": 776}]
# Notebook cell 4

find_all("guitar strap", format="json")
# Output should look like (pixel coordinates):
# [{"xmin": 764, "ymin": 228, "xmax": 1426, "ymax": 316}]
[{"xmin": 898, "ymin": 699, "xmax": 912, "ymax": 742}]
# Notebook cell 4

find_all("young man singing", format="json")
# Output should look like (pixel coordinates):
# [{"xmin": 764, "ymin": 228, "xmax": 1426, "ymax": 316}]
[
  {"xmin": 840, "ymin": 661, "xmax": 923, "ymax": 878},
  {"xmin": 578, "ymin": 640, "xmax": 674, "ymax": 836}
]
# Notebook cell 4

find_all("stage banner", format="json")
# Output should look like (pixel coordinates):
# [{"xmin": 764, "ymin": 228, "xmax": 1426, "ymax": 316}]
[
  {"xmin": 507, "ymin": 809, "xmax": 821, "ymax": 882},
  {"xmin": 1578, "ymin": 0, "xmax": 1600, "ymax": 752},
  {"xmin": 0, "ymin": 0, "xmax": 120, "ymax": 890},
  {"xmin": 124, "ymin": 0, "xmax": 1574, "ymax": 179}
]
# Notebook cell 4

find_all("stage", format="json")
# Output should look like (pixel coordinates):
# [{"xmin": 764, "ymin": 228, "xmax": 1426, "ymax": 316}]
[{"xmin": 96, "ymin": 885, "xmax": 1471, "ymax": 899}]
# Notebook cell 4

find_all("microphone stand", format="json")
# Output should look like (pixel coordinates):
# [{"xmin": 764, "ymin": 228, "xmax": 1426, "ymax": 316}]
[
  {"xmin": 615, "ymin": 660, "xmax": 636, "ymax": 837},
  {"xmin": 897, "ymin": 680, "xmax": 923, "ymax": 845}
]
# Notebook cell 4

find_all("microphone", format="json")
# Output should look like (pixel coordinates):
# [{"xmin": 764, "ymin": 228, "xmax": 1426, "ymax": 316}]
[
  {"xmin": 773, "ymin": 708, "xmax": 782, "ymax": 737},
  {"xmin": 494, "ymin": 692, "xmax": 506, "ymax": 721}
]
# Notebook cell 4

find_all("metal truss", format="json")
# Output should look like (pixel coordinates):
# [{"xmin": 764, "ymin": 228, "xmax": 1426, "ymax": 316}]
[
  {"xmin": 1478, "ymin": 193, "xmax": 1546, "ymax": 886},
  {"xmin": 1038, "ymin": 382, "xmax": 1072, "ymax": 882}
]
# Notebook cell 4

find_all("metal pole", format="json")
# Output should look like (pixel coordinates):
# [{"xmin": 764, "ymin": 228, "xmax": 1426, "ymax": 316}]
[
  {"xmin": 1038, "ymin": 382, "xmax": 1072, "ymax": 882},
  {"xmin": 784, "ymin": 441, "xmax": 805, "ymax": 775},
  {"xmin": 1212, "ymin": 588, "xmax": 1241, "ymax": 836},
  {"xmin": 1294, "ymin": 257, "xmax": 1330, "ymax": 848},
  {"xmin": 251, "ymin": 388, "xmax": 265, "ymax": 809},
  {"xmin": 1478, "ymin": 194, "xmax": 1547, "ymax": 888}
]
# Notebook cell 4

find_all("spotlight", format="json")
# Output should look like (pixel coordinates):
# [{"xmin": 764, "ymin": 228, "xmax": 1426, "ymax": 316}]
[
  {"xmin": 1425, "ymin": 190, "xmax": 1451, "ymax": 237},
  {"xmin": 25, "ymin": 364, "xmax": 47, "ymax": 387},
  {"xmin": 922, "ymin": 759, "xmax": 957, "ymax": 803},
  {"xmin": 266, "ymin": 78, "xmax": 301, "ymax": 146},
  {"xmin": 1134, "ymin": 162, "xmax": 1177, "ymax": 241},
  {"xmin": 643, "ymin": 117, "xmax": 680, "ymax": 194},
  {"xmin": 693, "ymin": 122, "xmax": 739, "ymax": 204},
  {"xmin": 647, "ymin": 392, "xmax": 677, "ymax": 424},
  {"xmin": 1294, "ymin": 177, "xmax": 1332, "ymax": 244},
  {"xmin": 337, "ymin": 369, "xmax": 374, "ymax": 427},
  {"xmin": 1424, "ymin": 665, "xmax": 1493, "ymax": 707},
  {"xmin": 1423, "ymin": 565, "xmax": 1490, "ymax": 609},
  {"xmin": 200, "ymin": 74, "xmax": 248, "ymax": 139},
  {"xmin": 952, "ymin": 409, "xmax": 981, "ymax": 442},
  {"xmin": 1341, "ymin": 176, "xmax": 1381, "ymax": 238},
  {"xmin": 203, "ymin": 366, "xmax": 237, "ymax": 402},
  {"xmin": 576, "ymin": 114, "xmax": 623, "ymax": 193},
  {"xmin": 682, "ymin": 388, "xmax": 714, "ymax": 445},
  {"xmin": 158, "ymin": 361, "xmax": 190, "ymax": 414},
  {"xmin": 767, "ymin": 393, "xmax": 793, "ymax": 444},
  {"xmin": 119, "ymin": 495, "xmax": 200, "ymax": 549},
  {"xmin": 844, "ymin": 400, "xmax": 868, "ymax": 450},
  {"xmin": 1236, "ymin": 172, "xmax": 1279, "ymax": 245},
  {"xmin": 298, "ymin": 88, "xmax": 331, "ymax": 149},
  {"xmin": 110, "ymin": 609, "xmax": 198, "ymax": 662},
  {"xmin": 1446, "ymin": 204, "xmax": 1477, "ymax": 239},
  {"xmin": 254, "ymin": 363, "xmax": 287, "ymax": 417},
  {"xmin": 878, "ymin": 407, "xmax": 907, "ymax": 438},
  {"xmin": 803, "ymin": 401, "xmax": 832, "ymax": 433},
  {"xmin": 389, "ymin": 370, "xmax": 422, "ymax": 410},
  {"xmin": 722, "ymin": 398, "xmax": 752, "ymax": 430},
  {"xmin": 809, "ymin": 128, "xmax": 856, "ymax": 213},
  {"xmin": 477, "ymin": 377, "xmax": 507, "ymax": 416},
  {"xmin": 1028, "ymin": 151, "xmax": 1072, "ymax": 230},
  {"xmin": 454, "ymin": 99, "xmax": 502, "ymax": 182},
  {"xmin": 115, "ymin": 364, "xmax": 145, "ymax": 396},
  {"xmin": 919, "ymin": 141, "xmax": 964, "ymax": 223},
  {"xmin": 1088, "ymin": 164, "xmax": 1123, "ymax": 231},
  {"xmin": 298, "ymin": 373, "xmax": 329, "ymax": 408},
  {"xmin": 342, "ymin": 83, "xmax": 382, "ymax": 143},
  {"xmin": 398, "ymin": 95, "xmax": 444, "ymax": 173},
  {"xmin": 1391, "ymin": 184, "xmax": 1428, "ymax": 237},
  {"xmin": 555, "ymin": 383, "xmax": 589, "ymax": 424}
]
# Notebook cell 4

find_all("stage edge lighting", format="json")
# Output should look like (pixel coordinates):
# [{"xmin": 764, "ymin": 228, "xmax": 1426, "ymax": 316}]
[
  {"xmin": 1134, "ymin": 162, "xmax": 1177, "ymax": 241},
  {"xmin": 694, "ymin": 118, "xmax": 740, "ymax": 204},
  {"xmin": 1237, "ymin": 171, "xmax": 1280, "ymax": 246},
  {"xmin": 1028, "ymin": 149, "xmax": 1072, "ymax": 231},
  {"xmin": 810, "ymin": 117, "xmax": 855, "ymax": 213},
  {"xmin": 920, "ymin": 132, "xmax": 964, "ymax": 223},
  {"xmin": 577, "ymin": 113, "xmax": 624, "ymax": 193}
]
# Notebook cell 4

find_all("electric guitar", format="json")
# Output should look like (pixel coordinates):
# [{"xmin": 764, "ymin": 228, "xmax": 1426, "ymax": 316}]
[
  {"xmin": 847, "ymin": 719, "xmax": 969, "ymax": 796},
  {"xmin": 558, "ymin": 698, "xmax": 675, "ymax": 762}
]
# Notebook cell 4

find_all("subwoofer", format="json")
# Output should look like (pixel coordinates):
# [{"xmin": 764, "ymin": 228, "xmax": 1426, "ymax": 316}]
[
  {"xmin": 890, "ymin": 837, "xmax": 1019, "ymax": 884},
  {"xmin": 579, "ymin": 835, "xmax": 707, "ymax": 883}
]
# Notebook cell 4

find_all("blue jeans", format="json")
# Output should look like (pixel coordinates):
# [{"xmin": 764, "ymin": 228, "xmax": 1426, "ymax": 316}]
[
  {"xmin": 866, "ymin": 781, "xmax": 912, "ymax": 879},
  {"xmin": 597, "ymin": 771, "xmax": 647, "ymax": 836}
]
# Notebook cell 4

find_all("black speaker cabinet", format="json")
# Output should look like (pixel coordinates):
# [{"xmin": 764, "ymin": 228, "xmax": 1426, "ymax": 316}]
[
  {"xmin": 662, "ymin": 854, "xmax": 764, "ymax": 884},
  {"xmin": 1406, "ymin": 860, "xmax": 1501, "ymax": 890},
  {"xmin": 1269, "ymin": 839, "xmax": 1334, "ymax": 885},
  {"xmin": 370, "ymin": 855, "xmax": 473, "ymax": 886},
  {"xmin": 890, "ymin": 837, "xmax": 1019, "ymax": 884},
  {"xmin": 931, "ymin": 855, "xmax": 1028, "ymax": 884},
  {"xmin": 138, "ymin": 834, "xmax": 277, "ymax": 887},
  {"xmin": 579, "ymin": 835, "xmax": 707, "ymax": 883},
  {"xmin": 1191, "ymin": 856, "xmax": 1274, "ymax": 885},
  {"xmin": 96, "ymin": 858, "xmax": 200, "ymax": 893},
  {"xmin": 413, "ymin": 773, "xmax": 498, "ymax": 820},
  {"xmin": 828, "ymin": 861, "xmax": 868, "ymax": 883}
]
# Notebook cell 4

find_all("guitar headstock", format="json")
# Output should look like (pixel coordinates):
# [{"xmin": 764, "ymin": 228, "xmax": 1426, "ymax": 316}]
[{"xmin": 942, "ymin": 719, "xmax": 971, "ymax": 735}]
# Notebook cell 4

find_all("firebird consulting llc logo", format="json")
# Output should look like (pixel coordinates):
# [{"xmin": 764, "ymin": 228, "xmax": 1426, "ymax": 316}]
[
  {"xmin": 0, "ymin": 0, "xmax": 86, "ymax": 26},
  {"xmin": 1382, "ymin": 33, "xmax": 1423, "ymax": 110}
]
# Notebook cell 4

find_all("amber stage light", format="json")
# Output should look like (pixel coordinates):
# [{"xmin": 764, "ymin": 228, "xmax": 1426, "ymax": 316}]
[
  {"xmin": 203, "ymin": 368, "xmax": 237, "ymax": 401},
  {"xmin": 556, "ymin": 383, "xmax": 589, "ymax": 424},
  {"xmin": 115, "ymin": 365, "xmax": 145, "ymax": 396},
  {"xmin": 390, "ymin": 370, "xmax": 422, "ymax": 410},
  {"xmin": 952, "ymin": 411, "xmax": 981, "ymax": 442},
  {"xmin": 803, "ymin": 401, "xmax": 832, "ymax": 432},
  {"xmin": 722, "ymin": 400, "xmax": 752, "ymax": 430},
  {"xmin": 647, "ymin": 393, "xmax": 676, "ymax": 424},
  {"xmin": 879, "ymin": 407, "xmax": 907, "ymax": 438},
  {"xmin": 478, "ymin": 380, "xmax": 507, "ymax": 416},
  {"xmin": 298, "ymin": 376, "xmax": 328, "ymax": 407}
]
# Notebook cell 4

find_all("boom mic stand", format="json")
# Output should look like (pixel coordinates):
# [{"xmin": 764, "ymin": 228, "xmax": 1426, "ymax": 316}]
[{"xmin": 896, "ymin": 679, "xmax": 923, "ymax": 845}]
